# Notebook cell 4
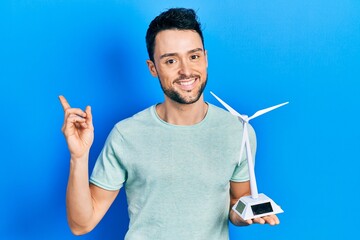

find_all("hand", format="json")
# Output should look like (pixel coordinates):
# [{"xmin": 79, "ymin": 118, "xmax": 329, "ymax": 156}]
[
  {"xmin": 245, "ymin": 214, "xmax": 280, "ymax": 226},
  {"xmin": 59, "ymin": 95, "xmax": 94, "ymax": 159},
  {"xmin": 230, "ymin": 209, "xmax": 280, "ymax": 226}
]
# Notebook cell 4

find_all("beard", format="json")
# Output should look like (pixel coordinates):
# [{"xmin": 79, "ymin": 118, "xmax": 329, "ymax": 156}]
[{"xmin": 159, "ymin": 74, "xmax": 208, "ymax": 104}]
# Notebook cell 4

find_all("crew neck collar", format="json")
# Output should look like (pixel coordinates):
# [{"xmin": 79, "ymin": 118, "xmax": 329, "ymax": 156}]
[{"xmin": 151, "ymin": 103, "xmax": 211, "ymax": 129}]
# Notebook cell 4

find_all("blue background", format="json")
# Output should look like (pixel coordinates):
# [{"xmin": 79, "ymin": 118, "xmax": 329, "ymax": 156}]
[{"xmin": 1, "ymin": 0, "xmax": 359, "ymax": 239}]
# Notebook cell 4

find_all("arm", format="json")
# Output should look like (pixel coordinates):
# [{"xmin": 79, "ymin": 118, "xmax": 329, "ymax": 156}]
[
  {"xmin": 66, "ymin": 156, "xmax": 119, "ymax": 235},
  {"xmin": 59, "ymin": 96, "xmax": 119, "ymax": 235},
  {"xmin": 229, "ymin": 181, "xmax": 280, "ymax": 226}
]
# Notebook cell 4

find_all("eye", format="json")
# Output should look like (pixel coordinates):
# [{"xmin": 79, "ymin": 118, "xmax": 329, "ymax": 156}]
[
  {"xmin": 165, "ymin": 59, "xmax": 177, "ymax": 64},
  {"xmin": 190, "ymin": 55, "xmax": 200, "ymax": 60}
]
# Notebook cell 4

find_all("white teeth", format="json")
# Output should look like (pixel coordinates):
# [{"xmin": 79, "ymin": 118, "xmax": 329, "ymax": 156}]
[{"xmin": 179, "ymin": 79, "xmax": 195, "ymax": 86}]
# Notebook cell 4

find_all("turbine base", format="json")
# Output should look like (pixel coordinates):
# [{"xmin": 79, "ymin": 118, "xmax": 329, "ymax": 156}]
[{"xmin": 232, "ymin": 193, "xmax": 283, "ymax": 220}]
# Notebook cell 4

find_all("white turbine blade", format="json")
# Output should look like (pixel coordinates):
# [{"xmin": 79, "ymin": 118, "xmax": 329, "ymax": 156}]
[
  {"xmin": 248, "ymin": 102, "xmax": 289, "ymax": 120},
  {"xmin": 210, "ymin": 91, "xmax": 245, "ymax": 121}
]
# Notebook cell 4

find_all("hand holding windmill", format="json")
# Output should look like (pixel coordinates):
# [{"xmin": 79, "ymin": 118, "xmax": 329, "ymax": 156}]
[{"xmin": 211, "ymin": 91, "xmax": 287, "ymax": 220}]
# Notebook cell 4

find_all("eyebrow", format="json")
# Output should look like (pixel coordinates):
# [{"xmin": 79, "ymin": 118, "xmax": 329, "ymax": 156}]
[{"xmin": 159, "ymin": 48, "xmax": 204, "ymax": 59}]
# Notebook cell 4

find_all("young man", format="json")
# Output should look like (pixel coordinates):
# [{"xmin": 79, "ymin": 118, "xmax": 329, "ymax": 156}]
[{"xmin": 59, "ymin": 8, "xmax": 279, "ymax": 240}]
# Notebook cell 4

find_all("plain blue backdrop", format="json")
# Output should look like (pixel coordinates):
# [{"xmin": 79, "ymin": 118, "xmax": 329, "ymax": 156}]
[{"xmin": 1, "ymin": 0, "xmax": 359, "ymax": 239}]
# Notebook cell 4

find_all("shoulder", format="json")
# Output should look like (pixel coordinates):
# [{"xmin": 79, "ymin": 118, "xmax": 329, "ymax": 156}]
[
  {"xmin": 207, "ymin": 103, "xmax": 242, "ymax": 127},
  {"xmin": 106, "ymin": 105, "xmax": 159, "ymax": 140},
  {"xmin": 102, "ymin": 106, "xmax": 155, "ymax": 145},
  {"xmin": 207, "ymin": 103, "xmax": 256, "ymax": 139},
  {"xmin": 114, "ymin": 106, "xmax": 154, "ymax": 128}
]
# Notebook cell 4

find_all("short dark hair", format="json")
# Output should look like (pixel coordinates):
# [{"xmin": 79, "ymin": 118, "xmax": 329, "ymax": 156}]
[{"xmin": 145, "ymin": 8, "xmax": 205, "ymax": 62}]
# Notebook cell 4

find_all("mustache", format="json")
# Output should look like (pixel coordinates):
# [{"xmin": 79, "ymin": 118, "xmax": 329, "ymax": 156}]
[{"xmin": 174, "ymin": 74, "xmax": 200, "ymax": 82}]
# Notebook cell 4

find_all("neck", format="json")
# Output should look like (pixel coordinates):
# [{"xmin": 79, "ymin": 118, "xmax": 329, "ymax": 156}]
[{"xmin": 156, "ymin": 95, "xmax": 208, "ymax": 125}]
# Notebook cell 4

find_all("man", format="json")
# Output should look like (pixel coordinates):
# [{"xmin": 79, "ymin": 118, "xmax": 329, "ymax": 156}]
[{"xmin": 59, "ymin": 8, "xmax": 279, "ymax": 239}]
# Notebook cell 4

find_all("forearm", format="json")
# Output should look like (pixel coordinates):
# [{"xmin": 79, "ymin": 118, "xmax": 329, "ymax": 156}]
[{"xmin": 66, "ymin": 154, "xmax": 94, "ymax": 234}]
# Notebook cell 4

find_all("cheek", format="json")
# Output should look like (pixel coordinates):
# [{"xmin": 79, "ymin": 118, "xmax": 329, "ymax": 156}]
[
  {"xmin": 197, "ymin": 64, "xmax": 208, "ymax": 77},
  {"xmin": 202, "ymin": 59, "xmax": 208, "ymax": 69},
  {"xmin": 193, "ymin": 60, "xmax": 207, "ymax": 71},
  {"xmin": 157, "ymin": 69, "xmax": 177, "ymax": 81}
]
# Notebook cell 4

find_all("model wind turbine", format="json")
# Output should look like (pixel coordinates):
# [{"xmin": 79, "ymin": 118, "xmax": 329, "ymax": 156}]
[{"xmin": 210, "ymin": 91, "xmax": 287, "ymax": 220}]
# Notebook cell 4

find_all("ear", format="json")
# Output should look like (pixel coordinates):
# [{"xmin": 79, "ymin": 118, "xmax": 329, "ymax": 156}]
[
  {"xmin": 204, "ymin": 50, "xmax": 208, "ymax": 68},
  {"xmin": 146, "ymin": 60, "xmax": 158, "ymax": 77}
]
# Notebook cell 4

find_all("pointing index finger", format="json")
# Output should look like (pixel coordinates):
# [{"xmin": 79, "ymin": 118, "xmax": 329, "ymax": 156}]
[{"xmin": 59, "ymin": 95, "xmax": 71, "ymax": 111}]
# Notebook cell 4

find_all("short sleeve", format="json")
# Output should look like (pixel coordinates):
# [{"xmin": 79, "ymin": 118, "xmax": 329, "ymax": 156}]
[
  {"xmin": 89, "ymin": 126, "xmax": 127, "ymax": 190},
  {"xmin": 230, "ymin": 123, "xmax": 257, "ymax": 182}
]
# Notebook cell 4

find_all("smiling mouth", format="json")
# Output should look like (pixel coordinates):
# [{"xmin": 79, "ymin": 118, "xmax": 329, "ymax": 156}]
[
  {"xmin": 179, "ymin": 79, "xmax": 196, "ymax": 86},
  {"xmin": 176, "ymin": 77, "xmax": 198, "ymax": 90}
]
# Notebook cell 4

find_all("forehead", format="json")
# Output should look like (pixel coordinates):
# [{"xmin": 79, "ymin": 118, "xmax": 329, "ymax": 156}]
[{"xmin": 154, "ymin": 29, "xmax": 203, "ymax": 57}]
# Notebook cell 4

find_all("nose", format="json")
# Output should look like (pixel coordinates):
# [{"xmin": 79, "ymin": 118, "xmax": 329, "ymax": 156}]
[{"xmin": 178, "ymin": 59, "xmax": 191, "ymax": 76}]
